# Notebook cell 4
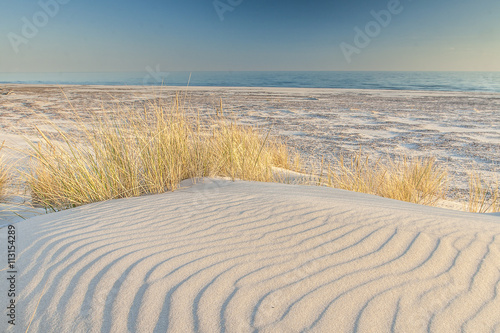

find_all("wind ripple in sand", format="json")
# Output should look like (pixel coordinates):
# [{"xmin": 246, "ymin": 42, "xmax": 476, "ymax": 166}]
[{"xmin": 1, "ymin": 179, "xmax": 500, "ymax": 332}]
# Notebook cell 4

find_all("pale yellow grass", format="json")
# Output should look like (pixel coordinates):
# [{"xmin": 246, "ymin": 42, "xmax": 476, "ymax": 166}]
[
  {"xmin": 24, "ymin": 96, "xmax": 301, "ymax": 211},
  {"xmin": 0, "ymin": 142, "xmax": 9, "ymax": 201},
  {"xmin": 466, "ymin": 172, "xmax": 500, "ymax": 213},
  {"xmin": 327, "ymin": 152, "xmax": 448, "ymax": 206}
]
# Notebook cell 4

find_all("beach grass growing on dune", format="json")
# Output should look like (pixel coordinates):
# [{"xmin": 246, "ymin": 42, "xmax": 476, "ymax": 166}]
[
  {"xmin": 24, "ymin": 96, "xmax": 301, "ymax": 210},
  {"xmin": 467, "ymin": 173, "xmax": 500, "ymax": 213},
  {"xmin": 0, "ymin": 142, "xmax": 9, "ymax": 201},
  {"xmin": 327, "ymin": 152, "xmax": 448, "ymax": 206}
]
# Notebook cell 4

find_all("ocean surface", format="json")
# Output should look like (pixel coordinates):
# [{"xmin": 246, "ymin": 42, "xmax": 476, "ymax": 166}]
[{"xmin": 1, "ymin": 71, "xmax": 500, "ymax": 93}]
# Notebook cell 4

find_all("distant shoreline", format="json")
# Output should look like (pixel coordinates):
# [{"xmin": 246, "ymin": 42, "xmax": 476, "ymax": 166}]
[
  {"xmin": 1, "ymin": 71, "xmax": 499, "ymax": 93},
  {"xmin": 2, "ymin": 83, "xmax": 500, "ymax": 96}
]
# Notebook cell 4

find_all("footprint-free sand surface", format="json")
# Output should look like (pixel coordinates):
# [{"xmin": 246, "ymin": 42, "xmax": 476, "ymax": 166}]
[{"xmin": 2, "ymin": 178, "xmax": 499, "ymax": 332}]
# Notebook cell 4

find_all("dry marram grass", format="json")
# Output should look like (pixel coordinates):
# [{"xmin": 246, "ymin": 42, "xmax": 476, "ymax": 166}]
[
  {"xmin": 467, "ymin": 173, "xmax": 500, "ymax": 213},
  {"xmin": 24, "ymin": 97, "xmax": 301, "ymax": 210},
  {"xmin": 0, "ymin": 142, "xmax": 9, "ymax": 201},
  {"xmin": 327, "ymin": 152, "xmax": 448, "ymax": 206}
]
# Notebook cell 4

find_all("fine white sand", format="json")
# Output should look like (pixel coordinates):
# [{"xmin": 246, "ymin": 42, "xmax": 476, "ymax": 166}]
[{"xmin": 1, "ymin": 178, "xmax": 499, "ymax": 332}]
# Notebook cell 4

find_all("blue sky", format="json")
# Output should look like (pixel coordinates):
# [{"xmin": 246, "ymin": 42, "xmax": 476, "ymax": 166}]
[{"xmin": 1, "ymin": 0, "xmax": 499, "ymax": 72}]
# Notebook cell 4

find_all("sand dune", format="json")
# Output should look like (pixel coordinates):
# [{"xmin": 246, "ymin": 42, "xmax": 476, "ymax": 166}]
[{"xmin": 2, "ymin": 178, "xmax": 500, "ymax": 332}]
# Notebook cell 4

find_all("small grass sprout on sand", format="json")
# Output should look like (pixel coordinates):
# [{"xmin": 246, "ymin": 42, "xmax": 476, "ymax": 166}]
[
  {"xmin": 0, "ymin": 141, "xmax": 10, "ymax": 201},
  {"xmin": 467, "ymin": 172, "xmax": 500, "ymax": 213}
]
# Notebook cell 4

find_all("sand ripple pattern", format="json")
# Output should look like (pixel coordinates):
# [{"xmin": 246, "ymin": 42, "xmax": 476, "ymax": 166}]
[{"xmin": 2, "ymin": 179, "xmax": 500, "ymax": 332}]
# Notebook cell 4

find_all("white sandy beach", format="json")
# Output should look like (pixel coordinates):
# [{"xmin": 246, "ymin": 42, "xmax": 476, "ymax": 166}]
[
  {"xmin": 1, "ymin": 178, "xmax": 500, "ymax": 332},
  {"xmin": 1, "ymin": 85, "xmax": 500, "ymax": 332},
  {"xmin": 1, "ymin": 84, "xmax": 499, "ymax": 200}
]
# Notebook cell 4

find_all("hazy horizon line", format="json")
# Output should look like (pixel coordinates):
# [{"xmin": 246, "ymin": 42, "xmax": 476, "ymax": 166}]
[{"xmin": 2, "ymin": 70, "xmax": 500, "ymax": 74}]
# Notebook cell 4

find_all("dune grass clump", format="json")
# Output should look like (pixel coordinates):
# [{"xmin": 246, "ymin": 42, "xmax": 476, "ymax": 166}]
[
  {"xmin": 25, "ymin": 97, "xmax": 301, "ymax": 211},
  {"xmin": 467, "ymin": 173, "xmax": 499, "ymax": 213},
  {"xmin": 0, "ymin": 142, "xmax": 9, "ymax": 201},
  {"xmin": 327, "ymin": 152, "xmax": 448, "ymax": 206},
  {"xmin": 209, "ymin": 122, "xmax": 302, "ymax": 182}
]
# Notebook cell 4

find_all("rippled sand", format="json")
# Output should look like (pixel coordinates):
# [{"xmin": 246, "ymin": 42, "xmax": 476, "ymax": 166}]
[{"xmin": 1, "ymin": 179, "xmax": 499, "ymax": 332}]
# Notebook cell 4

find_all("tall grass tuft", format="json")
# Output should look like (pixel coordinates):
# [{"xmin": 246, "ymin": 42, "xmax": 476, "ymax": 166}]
[
  {"xmin": 0, "ymin": 142, "xmax": 9, "ymax": 201},
  {"xmin": 327, "ymin": 152, "xmax": 447, "ymax": 206},
  {"xmin": 25, "ymin": 96, "xmax": 301, "ymax": 211},
  {"xmin": 467, "ymin": 173, "xmax": 499, "ymax": 213}
]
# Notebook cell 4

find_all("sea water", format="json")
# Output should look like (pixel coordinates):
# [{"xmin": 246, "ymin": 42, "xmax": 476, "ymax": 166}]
[{"xmin": 1, "ymin": 71, "xmax": 499, "ymax": 93}]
